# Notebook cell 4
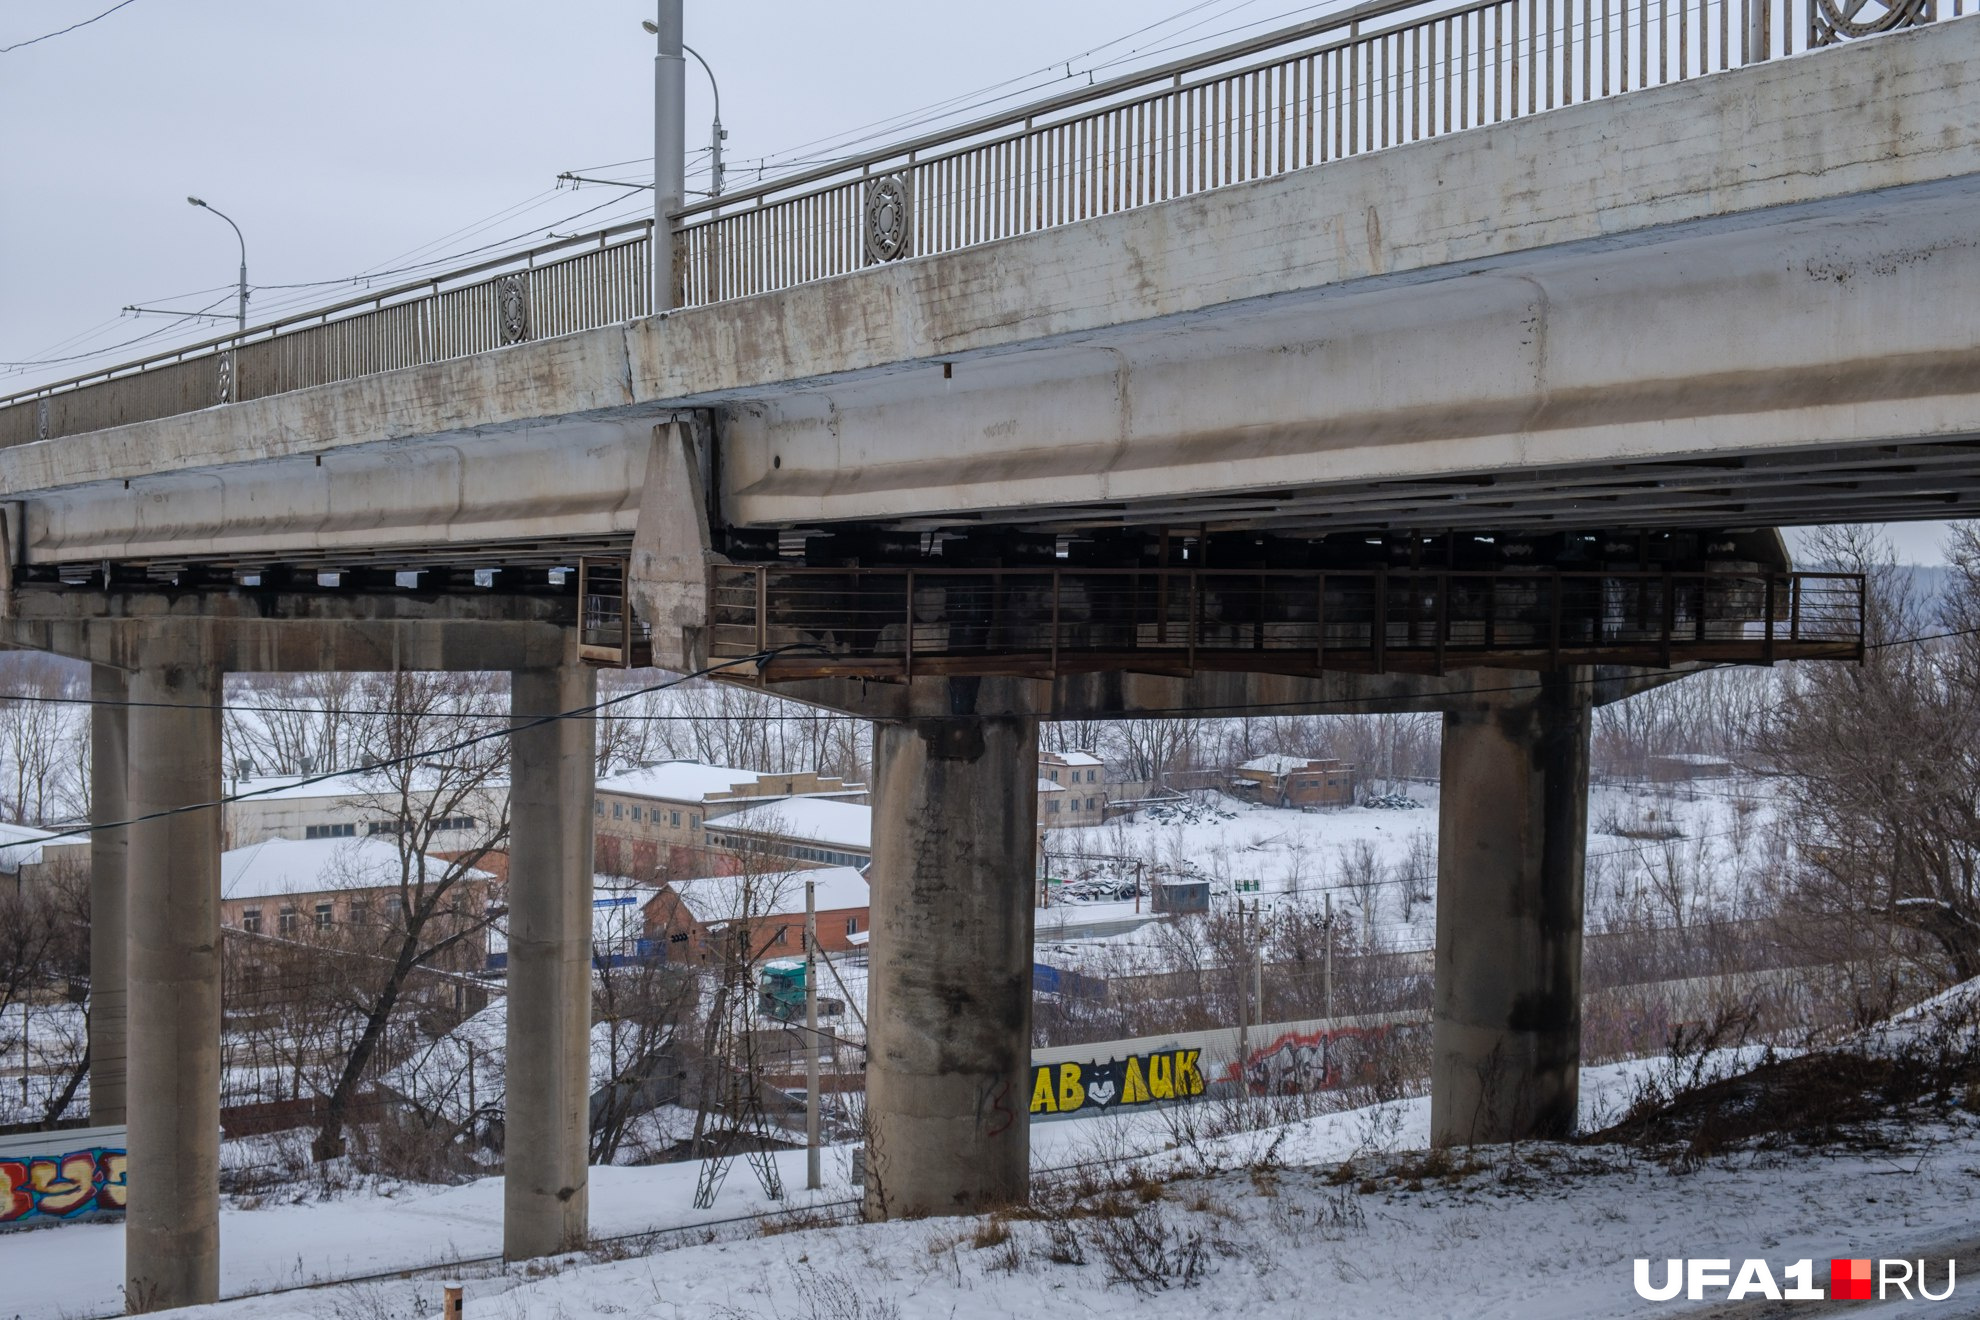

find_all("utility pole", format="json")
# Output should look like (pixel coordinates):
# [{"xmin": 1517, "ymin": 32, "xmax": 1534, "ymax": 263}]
[
  {"xmin": 1251, "ymin": 930, "xmax": 1264, "ymax": 1039},
  {"xmin": 651, "ymin": 0, "xmax": 686, "ymax": 311},
  {"xmin": 1234, "ymin": 901, "xmax": 1249, "ymax": 1097},
  {"xmin": 1324, "ymin": 893, "xmax": 1335, "ymax": 1019},
  {"xmin": 804, "ymin": 879, "xmax": 820, "ymax": 1191}
]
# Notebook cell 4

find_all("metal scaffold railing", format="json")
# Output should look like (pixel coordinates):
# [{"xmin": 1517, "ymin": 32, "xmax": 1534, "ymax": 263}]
[{"xmin": 707, "ymin": 565, "xmax": 1867, "ymax": 679}]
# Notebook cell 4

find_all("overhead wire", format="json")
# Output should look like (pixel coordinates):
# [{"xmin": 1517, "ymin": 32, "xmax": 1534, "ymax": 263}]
[{"xmin": 0, "ymin": 0, "xmax": 142, "ymax": 54}]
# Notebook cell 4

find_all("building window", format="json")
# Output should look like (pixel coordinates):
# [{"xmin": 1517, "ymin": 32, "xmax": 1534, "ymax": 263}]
[
  {"xmin": 279, "ymin": 907, "xmax": 298, "ymax": 935},
  {"xmin": 1049, "ymin": 770, "xmax": 1059, "ymax": 782},
  {"xmin": 629, "ymin": 806, "xmax": 642, "ymax": 823},
  {"xmin": 1049, "ymin": 800, "xmax": 1060, "ymax": 813},
  {"xmin": 613, "ymin": 803, "xmax": 623, "ymax": 819},
  {"xmin": 1087, "ymin": 797, "xmax": 1096, "ymax": 811},
  {"xmin": 846, "ymin": 916, "xmax": 859, "ymax": 936},
  {"xmin": 689, "ymin": 813, "xmax": 700, "ymax": 829},
  {"xmin": 305, "ymin": 823, "xmax": 355, "ymax": 839},
  {"xmin": 315, "ymin": 902, "xmax": 333, "ymax": 929},
  {"xmin": 242, "ymin": 908, "xmax": 261, "ymax": 934},
  {"xmin": 773, "ymin": 925, "xmax": 789, "ymax": 946},
  {"xmin": 1087, "ymin": 769, "xmax": 1097, "ymax": 783},
  {"xmin": 670, "ymin": 811, "xmax": 681, "ymax": 828},
  {"xmin": 595, "ymin": 799, "xmax": 604, "ymax": 816},
  {"xmin": 349, "ymin": 901, "xmax": 370, "ymax": 927}
]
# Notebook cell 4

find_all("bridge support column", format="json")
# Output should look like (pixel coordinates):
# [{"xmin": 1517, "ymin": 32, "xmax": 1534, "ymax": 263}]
[
  {"xmin": 89, "ymin": 664, "xmax": 128, "ymax": 1127},
  {"xmin": 866, "ymin": 715, "xmax": 1037, "ymax": 1220},
  {"xmin": 504, "ymin": 665, "xmax": 596, "ymax": 1261},
  {"xmin": 125, "ymin": 638, "xmax": 223, "ymax": 1312},
  {"xmin": 1431, "ymin": 669, "xmax": 1590, "ymax": 1147}
]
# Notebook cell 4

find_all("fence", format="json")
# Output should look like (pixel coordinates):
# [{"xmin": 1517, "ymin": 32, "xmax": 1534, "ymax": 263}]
[{"xmin": 2, "ymin": 0, "xmax": 1960, "ymax": 445}]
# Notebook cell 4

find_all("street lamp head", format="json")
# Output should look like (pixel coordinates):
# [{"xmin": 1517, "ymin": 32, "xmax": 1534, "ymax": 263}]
[
  {"xmin": 187, "ymin": 196, "xmax": 207, "ymax": 208},
  {"xmin": 641, "ymin": 19, "xmax": 658, "ymax": 33}
]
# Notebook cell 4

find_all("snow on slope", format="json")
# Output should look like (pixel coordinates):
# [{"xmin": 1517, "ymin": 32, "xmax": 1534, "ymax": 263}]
[{"xmin": 10, "ymin": 1057, "xmax": 1977, "ymax": 1320}]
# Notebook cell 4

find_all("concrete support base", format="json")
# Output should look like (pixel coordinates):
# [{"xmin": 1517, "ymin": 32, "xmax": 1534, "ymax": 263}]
[
  {"xmin": 866, "ymin": 716, "xmax": 1037, "ymax": 1220},
  {"xmin": 1431, "ymin": 669, "xmax": 1591, "ymax": 1147},
  {"xmin": 124, "ymin": 644, "xmax": 223, "ymax": 1312},
  {"xmin": 503, "ymin": 665, "xmax": 597, "ymax": 1261},
  {"xmin": 89, "ymin": 664, "xmax": 128, "ymax": 1127}
]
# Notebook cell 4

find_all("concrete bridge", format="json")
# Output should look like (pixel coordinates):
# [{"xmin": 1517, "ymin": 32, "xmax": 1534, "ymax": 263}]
[{"xmin": 0, "ymin": 0, "xmax": 1973, "ymax": 1307}]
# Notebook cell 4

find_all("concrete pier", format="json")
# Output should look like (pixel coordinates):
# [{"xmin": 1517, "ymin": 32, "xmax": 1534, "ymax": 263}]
[
  {"xmin": 124, "ymin": 642, "xmax": 223, "ymax": 1311},
  {"xmin": 503, "ymin": 665, "xmax": 597, "ymax": 1261},
  {"xmin": 88, "ymin": 664, "xmax": 128, "ymax": 1127},
  {"xmin": 865, "ymin": 715, "xmax": 1037, "ymax": 1219},
  {"xmin": 1431, "ymin": 669, "xmax": 1591, "ymax": 1147}
]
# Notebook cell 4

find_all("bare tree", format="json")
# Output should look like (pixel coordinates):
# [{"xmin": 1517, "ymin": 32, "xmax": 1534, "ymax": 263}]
[
  {"xmin": 305, "ymin": 671, "xmax": 511, "ymax": 1161},
  {"xmin": 1759, "ymin": 524, "xmax": 1980, "ymax": 1005}
]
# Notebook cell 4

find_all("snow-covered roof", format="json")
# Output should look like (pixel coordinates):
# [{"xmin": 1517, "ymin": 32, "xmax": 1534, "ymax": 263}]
[
  {"xmin": 1238, "ymin": 754, "xmax": 1320, "ymax": 775},
  {"xmin": 1045, "ymin": 751, "xmax": 1104, "ymax": 766},
  {"xmin": 707, "ymin": 798, "xmax": 872, "ymax": 852},
  {"xmin": 220, "ymin": 836, "xmax": 491, "ymax": 901},
  {"xmin": 230, "ymin": 770, "xmax": 507, "ymax": 804},
  {"xmin": 1038, "ymin": 777, "xmax": 1067, "ymax": 793},
  {"xmin": 596, "ymin": 761, "xmax": 765, "ymax": 803},
  {"xmin": 663, "ymin": 866, "xmax": 869, "ymax": 924},
  {"xmin": 0, "ymin": 822, "xmax": 54, "ymax": 874}
]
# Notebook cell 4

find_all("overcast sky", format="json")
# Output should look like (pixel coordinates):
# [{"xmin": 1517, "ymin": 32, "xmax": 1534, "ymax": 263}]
[{"xmin": 0, "ymin": 0, "xmax": 1957, "ymax": 563}]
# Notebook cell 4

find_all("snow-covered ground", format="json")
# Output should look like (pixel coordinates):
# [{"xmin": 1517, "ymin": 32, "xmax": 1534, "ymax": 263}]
[
  {"xmin": 12, "ymin": 1055, "xmax": 1979, "ymax": 1320},
  {"xmin": 1043, "ymin": 776, "xmax": 1780, "ymax": 954}
]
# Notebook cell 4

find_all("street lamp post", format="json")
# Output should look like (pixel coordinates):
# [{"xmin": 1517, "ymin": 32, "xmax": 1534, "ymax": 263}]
[
  {"xmin": 186, "ymin": 197, "xmax": 247, "ymax": 336},
  {"xmin": 648, "ymin": 3, "xmax": 685, "ymax": 311},
  {"xmin": 683, "ymin": 44, "xmax": 725, "ymax": 197}
]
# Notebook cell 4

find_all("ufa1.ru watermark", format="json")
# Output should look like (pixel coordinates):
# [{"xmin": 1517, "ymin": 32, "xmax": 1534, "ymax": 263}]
[{"xmin": 1634, "ymin": 1258, "xmax": 1956, "ymax": 1302}]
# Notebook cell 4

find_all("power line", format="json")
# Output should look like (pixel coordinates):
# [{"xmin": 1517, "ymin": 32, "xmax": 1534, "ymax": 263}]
[
  {"xmin": 0, "ymin": 0, "xmax": 141, "ymax": 54},
  {"xmin": 26, "ymin": 649, "xmax": 813, "ymax": 846}
]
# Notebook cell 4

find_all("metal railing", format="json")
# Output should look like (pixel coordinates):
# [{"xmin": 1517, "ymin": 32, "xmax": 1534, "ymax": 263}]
[
  {"xmin": 671, "ymin": 0, "xmax": 1960, "ymax": 304},
  {"xmin": 0, "ymin": 224, "xmax": 651, "ymax": 449},
  {"xmin": 2, "ymin": 0, "xmax": 1959, "ymax": 447},
  {"xmin": 708, "ymin": 566, "xmax": 1866, "ymax": 677}
]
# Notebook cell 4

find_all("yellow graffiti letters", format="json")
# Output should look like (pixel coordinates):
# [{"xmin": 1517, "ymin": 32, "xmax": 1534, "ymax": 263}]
[
  {"xmin": 1121, "ymin": 1056, "xmax": 1149, "ymax": 1105},
  {"xmin": 1147, "ymin": 1053, "xmax": 1174, "ymax": 1099},
  {"xmin": 1031, "ymin": 1065, "xmax": 1058, "ymax": 1115},
  {"xmin": 1057, "ymin": 1062, "xmax": 1085, "ymax": 1112},
  {"xmin": 1175, "ymin": 1049, "xmax": 1205, "ymax": 1096}
]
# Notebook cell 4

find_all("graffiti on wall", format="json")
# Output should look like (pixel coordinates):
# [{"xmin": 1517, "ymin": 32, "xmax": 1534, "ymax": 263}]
[
  {"xmin": 1227, "ymin": 1023, "xmax": 1422, "ymax": 1094},
  {"xmin": 1030, "ymin": 1049, "xmax": 1206, "ymax": 1116},
  {"xmin": 0, "ymin": 1147, "xmax": 126, "ymax": 1227}
]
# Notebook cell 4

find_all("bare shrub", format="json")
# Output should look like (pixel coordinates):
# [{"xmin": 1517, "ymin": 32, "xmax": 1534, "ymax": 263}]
[{"xmin": 1093, "ymin": 1202, "xmax": 1214, "ymax": 1293}]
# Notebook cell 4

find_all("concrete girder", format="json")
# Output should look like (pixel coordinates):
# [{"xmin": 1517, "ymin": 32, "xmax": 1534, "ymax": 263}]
[
  {"xmin": 0, "ymin": 589, "xmax": 575, "ymax": 672},
  {"xmin": 734, "ymin": 664, "xmax": 1696, "ymax": 723}
]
